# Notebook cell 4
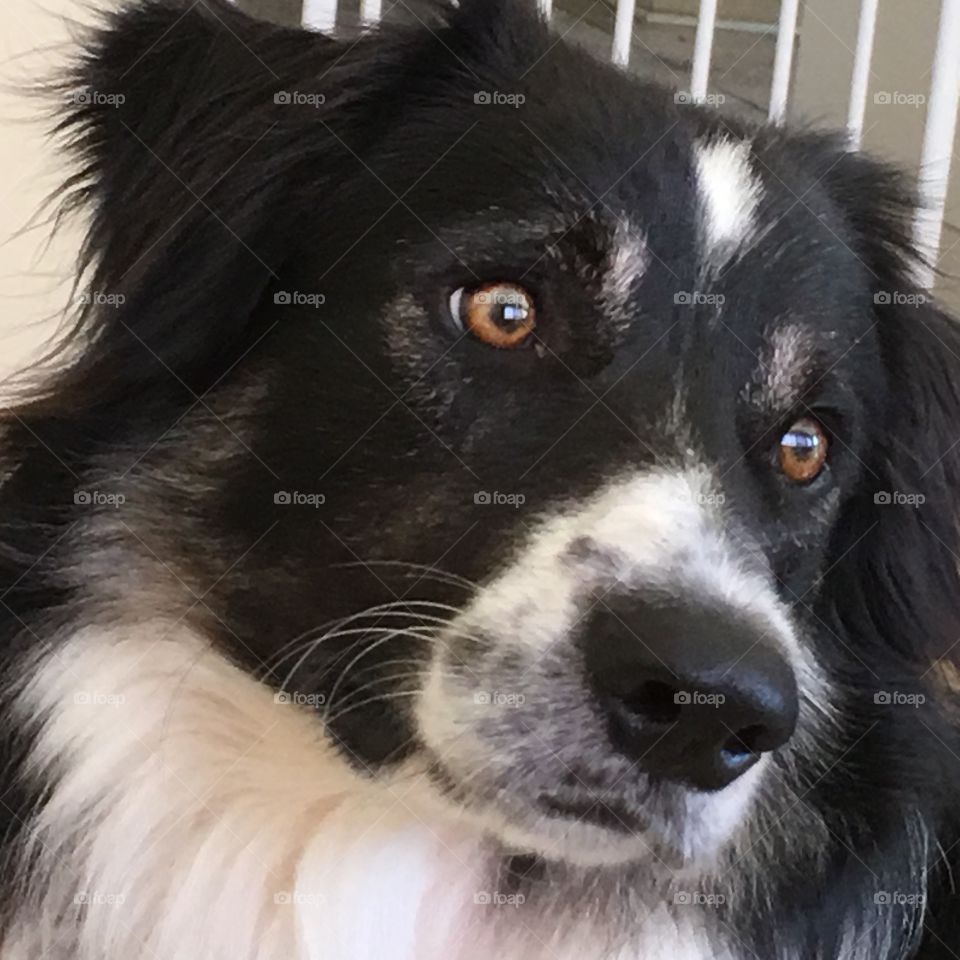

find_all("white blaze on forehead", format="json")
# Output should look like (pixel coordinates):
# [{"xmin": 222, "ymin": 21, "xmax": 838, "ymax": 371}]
[{"xmin": 694, "ymin": 137, "xmax": 762, "ymax": 270}]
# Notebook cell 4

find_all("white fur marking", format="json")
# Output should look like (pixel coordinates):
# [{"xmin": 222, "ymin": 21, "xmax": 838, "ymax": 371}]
[
  {"xmin": 417, "ymin": 468, "xmax": 827, "ymax": 872},
  {"xmin": 8, "ymin": 625, "xmax": 725, "ymax": 960},
  {"xmin": 756, "ymin": 323, "xmax": 817, "ymax": 414},
  {"xmin": 600, "ymin": 223, "xmax": 650, "ymax": 325},
  {"xmin": 694, "ymin": 138, "xmax": 762, "ymax": 269},
  {"xmin": 9, "ymin": 626, "xmax": 482, "ymax": 960}
]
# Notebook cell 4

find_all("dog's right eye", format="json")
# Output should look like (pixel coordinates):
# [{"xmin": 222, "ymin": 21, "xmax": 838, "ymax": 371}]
[
  {"xmin": 778, "ymin": 418, "xmax": 829, "ymax": 484},
  {"xmin": 448, "ymin": 282, "xmax": 537, "ymax": 348}
]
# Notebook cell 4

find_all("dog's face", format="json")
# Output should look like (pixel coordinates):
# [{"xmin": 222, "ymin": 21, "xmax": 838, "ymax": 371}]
[
  {"xmin": 241, "ymin": 15, "xmax": 884, "ymax": 868},
  {"xmin": 282, "ymin": 132, "xmax": 879, "ymax": 866},
  {"xmin": 38, "ymin": 0, "xmax": 960, "ymax": 879}
]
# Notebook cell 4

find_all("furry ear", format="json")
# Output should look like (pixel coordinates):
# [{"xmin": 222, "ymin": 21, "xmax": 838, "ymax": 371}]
[
  {"xmin": 26, "ymin": 0, "xmax": 415, "ymax": 411},
  {"xmin": 13, "ymin": 0, "xmax": 550, "ymax": 415},
  {"xmin": 810, "ymin": 143, "xmax": 960, "ymax": 674},
  {"xmin": 37, "ymin": 0, "xmax": 334, "ymax": 407},
  {"xmin": 850, "ymin": 299, "xmax": 960, "ymax": 667}
]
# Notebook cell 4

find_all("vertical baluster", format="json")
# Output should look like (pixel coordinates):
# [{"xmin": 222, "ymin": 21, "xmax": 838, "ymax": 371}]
[
  {"xmin": 690, "ymin": 0, "xmax": 718, "ymax": 101},
  {"xmin": 846, "ymin": 0, "xmax": 879, "ymax": 148},
  {"xmin": 769, "ymin": 0, "xmax": 801, "ymax": 123},
  {"xmin": 360, "ymin": 0, "xmax": 382, "ymax": 22},
  {"xmin": 302, "ymin": 0, "xmax": 338, "ymax": 32},
  {"xmin": 914, "ymin": 0, "xmax": 960, "ymax": 287},
  {"xmin": 612, "ymin": 0, "xmax": 638, "ymax": 67}
]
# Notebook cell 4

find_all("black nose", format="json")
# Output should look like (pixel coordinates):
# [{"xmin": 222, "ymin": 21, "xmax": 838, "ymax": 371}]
[{"xmin": 582, "ymin": 596, "xmax": 799, "ymax": 791}]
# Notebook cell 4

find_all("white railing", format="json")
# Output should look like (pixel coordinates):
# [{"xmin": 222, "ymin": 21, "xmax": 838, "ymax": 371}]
[
  {"xmin": 612, "ymin": 0, "xmax": 639, "ymax": 67},
  {"xmin": 301, "ymin": 0, "xmax": 336, "ymax": 32},
  {"xmin": 914, "ymin": 0, "xmax": 960, "ymax": 286},
  {"xmin": 262, "ymin": 0, "xmax": 960, "ymax": 281},
  {"xmin": 767, "ymin": 0, "xmax": 801, "ymax": 124},
  {"xmin": 688, "ymin": 0, "xmax": 717, "ymax": 101},
  {"xmin": 846, "ymin": 0, "xmax": 879, "ymax": 149}
]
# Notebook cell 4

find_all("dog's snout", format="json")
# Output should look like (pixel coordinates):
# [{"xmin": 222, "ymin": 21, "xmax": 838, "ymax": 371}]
[{"xmin": 583, "ymin": 598, "xmax": 799, "ymax": 791}]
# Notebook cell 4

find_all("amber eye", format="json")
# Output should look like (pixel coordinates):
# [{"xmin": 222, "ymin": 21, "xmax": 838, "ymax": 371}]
[
  {"xmin": 779, "ymin": 418, "xmax": 829, "ymax": 484},
  {"xmin": 449, "ymin": 282, "xmax": 536, "ymax": 348}
]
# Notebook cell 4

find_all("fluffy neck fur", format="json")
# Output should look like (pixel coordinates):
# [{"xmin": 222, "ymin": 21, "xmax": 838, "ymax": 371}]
[{"xmin": 2, "ymin": 617, "xmax": 930, "ymax": 960}]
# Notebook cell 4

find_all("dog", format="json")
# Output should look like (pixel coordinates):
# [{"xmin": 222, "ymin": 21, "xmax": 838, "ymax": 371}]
[{"xmin": 2, "ymin": 0, "xmax": 960, "ymax": 956}]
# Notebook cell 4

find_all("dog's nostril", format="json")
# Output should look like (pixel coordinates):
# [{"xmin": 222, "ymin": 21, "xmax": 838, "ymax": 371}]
[
  {"xmin": 723, "ymin": 725, "xmax": 766, "ymax": 759},
  {"xmin": 621, "ymin": 680, "xmax": 682, "ymax": 724}
]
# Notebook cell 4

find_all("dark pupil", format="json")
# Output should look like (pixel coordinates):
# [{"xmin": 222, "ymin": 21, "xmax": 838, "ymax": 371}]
[
  {"xmin": 491, "ymin": 293, "xmax": 528, "ymax": 330},
  {"xmin": 782, "ymin": 429, "xmax": 819, "ymax": 460}
]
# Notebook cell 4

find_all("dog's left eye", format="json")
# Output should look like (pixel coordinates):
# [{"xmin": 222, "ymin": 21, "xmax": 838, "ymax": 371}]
[
  {"xmin": 779, "ymin": 417, "xmax": 829, "ymax": 484},
  {"xmin": 448, "ymin": 282, "xmax": 536, "ymax": 348}
]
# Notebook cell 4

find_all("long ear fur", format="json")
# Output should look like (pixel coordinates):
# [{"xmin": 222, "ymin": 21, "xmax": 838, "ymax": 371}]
[
  {"xmin": 35, "ymin": 0, "xmax": 338, "ymax": 407},
  {"xmin": 17, "ymin": 0, "xmax": 441, "ymax": 412},
  {"xmin": 786, "ymin": 140, "xmax": 960, "ymax": 953},
  {"xmin": 807, "ymin": 143, "xmax": 960, "ymax": 681},
  {"xmin": 8, "ymin": 0, "xmax": 552, "ymax": 417}
]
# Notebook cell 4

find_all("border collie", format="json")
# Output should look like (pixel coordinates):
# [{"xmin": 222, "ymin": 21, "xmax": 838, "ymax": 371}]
[{"xmin": 2, "ymin": 1, "xmax": 960, "ymax": 957}]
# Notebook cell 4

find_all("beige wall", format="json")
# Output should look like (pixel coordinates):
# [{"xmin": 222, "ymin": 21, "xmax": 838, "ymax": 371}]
[
  {"xmin": 0, "ymin": 0, "xmax": 102, "ymax": 383},
  {"xmin": 646, "ymin": 0, "xmax": 779, "ymax": 21}
]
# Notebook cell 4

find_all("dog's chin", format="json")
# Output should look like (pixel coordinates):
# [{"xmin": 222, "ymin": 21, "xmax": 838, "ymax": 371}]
[
  {"xmin": 482, "ymin": 814, "xmax": 681, "ymax": 869},
  {"xmin": 421, "ymin": 752, "xmax": 766, "ymax": 871}
]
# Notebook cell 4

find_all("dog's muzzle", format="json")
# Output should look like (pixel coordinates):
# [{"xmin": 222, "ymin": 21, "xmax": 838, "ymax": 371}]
[{"xmin": 416, "ymin": 468, "xmax": 816, "ymax": 864}]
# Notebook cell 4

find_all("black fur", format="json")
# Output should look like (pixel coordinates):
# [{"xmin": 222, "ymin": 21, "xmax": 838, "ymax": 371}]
[{"xmin": 3, "ymin": 0, "xmax": 960, "ymax": 955}]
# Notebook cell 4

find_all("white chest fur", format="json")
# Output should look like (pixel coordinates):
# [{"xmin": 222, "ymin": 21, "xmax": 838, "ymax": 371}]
[{"xmin": 4, "ymin": 623, "xmax": 721, "ymax": 960}]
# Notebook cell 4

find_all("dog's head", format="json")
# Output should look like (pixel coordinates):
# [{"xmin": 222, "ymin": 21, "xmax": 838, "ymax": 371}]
[{"xmin": 24, "ymin": 0, "xmax": 960, "ymax": 873}]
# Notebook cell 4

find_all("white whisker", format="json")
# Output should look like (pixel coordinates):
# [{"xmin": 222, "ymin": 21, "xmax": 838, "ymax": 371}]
[
  {"xmin": 261, "ymin": 600, "xmax": 465, "ymax": 679},
  {"xmin": 332, "ymin": 560, "xmax": 477, "ymax": 592},
  {"xmin": 279, "ymin": 625, "xmax": 435, "ymax": 697}
]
